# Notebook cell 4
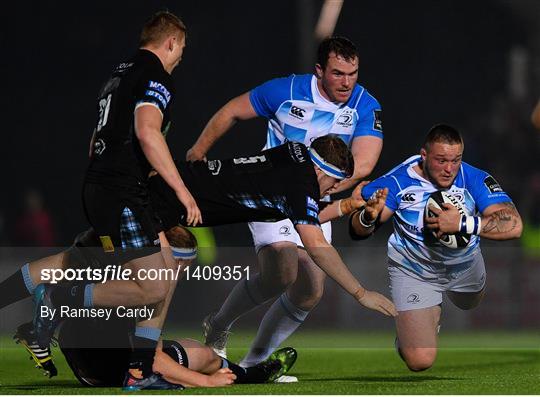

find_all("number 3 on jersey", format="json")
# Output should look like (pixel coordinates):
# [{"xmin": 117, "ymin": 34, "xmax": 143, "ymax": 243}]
[{"xmin": 96, "ymin": 94, "xmax": 112, "ymax": 132}]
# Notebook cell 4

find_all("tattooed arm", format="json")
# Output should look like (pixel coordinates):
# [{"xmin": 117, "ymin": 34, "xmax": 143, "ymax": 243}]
[{"xmin": 480, "ymin": 202, "xmax": 523, "ymax": 240}]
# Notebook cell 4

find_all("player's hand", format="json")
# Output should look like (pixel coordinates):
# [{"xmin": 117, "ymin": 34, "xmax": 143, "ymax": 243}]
[
  {"xmin": 349, "ymin": 181, "xmax": 369, "ymax": 208},
  {"xmin": 356, "ymin": 289, "xmax": 398, "ymax": 317},
  {"xmin": 425, "ymin": 203, "xmax": 460, "ymax": 237},
  {"xmin": 363, "ymin": 187, "xmax": 388, "ymax": 223},
  {"xmin": 186, "ymin": 146, "xmax": 207, "ymax": 162},
  {"xmin": 176, "ymin": 188, "xmax": 203, "ymax": 226},
  {"xmin": 206, "ymin": 368, "xmax": 236, "ymax": 387}
]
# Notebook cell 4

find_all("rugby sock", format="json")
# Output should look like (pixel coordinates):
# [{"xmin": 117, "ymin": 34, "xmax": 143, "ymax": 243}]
[
  {"xmin": 129, "ymin": 327, "xmax": 161, "ymax": 377},
  {"xmin": 0, "ymin": 264, "xmax": 33, "ymax": 309},
  {"xmin": 240, "ymin": 292, "xmax": 309, "ymax": 367},
  {"xmin": 221, "ymin": 358, "xmax": 270, "ymax": 384},
  {"xmin": 214, "ymin": 275, "xmax": 270, "ymax": 330},
  {"xmin": 83, "ymin": 284, "xmax": 95, "ymax": 307},
  {"xmin": 49, "ymin": 281, "xmax": 90, "ymax": 309}
]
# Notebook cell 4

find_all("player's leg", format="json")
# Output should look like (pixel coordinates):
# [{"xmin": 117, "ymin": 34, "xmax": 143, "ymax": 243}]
[
  {"xmin": 389, "ymin": 262, "xmax": 443, "ymax": 371},
  {"xmin": 446, "ymin": 254, "xmax": 487, "ymax": 310},
  {"xmin": 123, "ymin": 227, "xmax": 197, "ymax": 390},
  {"xmin": 239, "ymin": 221, "xmax": 331, "ymax": 367},
  {"xmin": 395, "ymin": 306, "xmax": 441, "ymax": 371},
  {"xmin": 174, "ymin": 338, "xmax": 297, "ymax": 384},
  {"xmin": 204, "ymin": 220, "xmax": 299, "ymax": 356},
  {"xmin": 0, "ymin": 251, "xmax": 68, "ymax": 310},
  {"xmin": 240, "ymin": 248, "xmax": 326, "ymax": 367}
]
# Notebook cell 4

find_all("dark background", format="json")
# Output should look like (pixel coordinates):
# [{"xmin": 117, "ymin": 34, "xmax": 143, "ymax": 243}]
[
  {"xmin": 0, "ymin": 0, "xmax": 539, "ymax": 331},
  {"xmin": 2, "ymin": 0, "xmax": 539, "ymax": 246}
]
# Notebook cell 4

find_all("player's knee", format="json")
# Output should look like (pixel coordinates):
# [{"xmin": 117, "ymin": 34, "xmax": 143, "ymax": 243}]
[
  {"xmin": 138, "ymin": 279, "xmax": 170, "ymax": 304},
  {"xmin": 402, "ymin": 348, "xmax": 436, "ymax": 372},
  {"xmin": 290, "ymin": 285, "xmax": 324, "ymax": 309}
]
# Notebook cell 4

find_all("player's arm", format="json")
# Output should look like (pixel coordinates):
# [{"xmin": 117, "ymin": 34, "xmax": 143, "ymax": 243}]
[
  {"xmin": 479, "ymin": 202, "xmax": 522, "ymax": 240},
  {"xmin": 318, "ymin": 181, "xmax": 370, "ymax": 223},
  {"xmin": 426, "ymin": 201, "xmax": 522, "ymax": 241},
  {"xmin": 330, "ymin": 136, "xmax": 383, "ymax": 193},
  {"xmin": 350, "ymin": 188, "xmax": 393, "ymax": 238},
  {"xmin": 88, "ymin": 129, "xmax": 96, "ymax": 158},
  {"xmin": 532, "ymin": 98, "xmax": 540, "ymax": 130},
  {"xmin": 153, "ymin": 347, "xmax": 235, "ymax": 388},
  {"xmin": 135, "ymin": 105, "xmax": 202, "ymax": 226},
  {"xmin": 186, "ymin": 92, "xmax": 258, "ymax": 161},
  {"xmin": 295, "ymin": 224, "xmax": 397, "ymax": 317}
]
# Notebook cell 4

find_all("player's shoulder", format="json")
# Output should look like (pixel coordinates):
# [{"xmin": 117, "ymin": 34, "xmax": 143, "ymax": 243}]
[
  {"xmin": 459, "ymin": 161, "xmax": 490, "ymax": 185},
  {"xmin": 348, "ymin": 83, "xmax": 381, "ymax": 110},
  {"xmin": 266, "ymin": 140, "xmax": 310, "ymax": 164},
  {"xmin": 372, "ymin": 156, "xmax": 421, "ymax": 192}
]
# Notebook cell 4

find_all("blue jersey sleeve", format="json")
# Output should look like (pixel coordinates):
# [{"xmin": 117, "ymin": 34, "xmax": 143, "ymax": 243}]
[
  {"xmin": 353, "ymin": 91, "xmax": 383, "ymax": 139},
  {"xmin": 249, "ymin": 75, "xmax": 294, "ymax": 118},
  {"xmin": 463, "ymin": 163, "xmax": 512, "ymax": 213},
  {"xmin": 361, "ymin": 175, "xmax": 400, "ymax": 211}
]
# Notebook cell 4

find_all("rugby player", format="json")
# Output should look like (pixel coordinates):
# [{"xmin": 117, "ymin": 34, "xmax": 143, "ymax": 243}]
[
  {"xmin": 187, "ymin": 36, "xmax": 384, "ymax": 370},
  {"xmin": 80, "ymin": 10, "xmax": 201, "ymax": 388},
  {"xmin": 38, "ymin": 315, "xmax": 298, "ymax": 389},
  {"xmin": 349, "ymin": 124, "xmax": 522, "ymax": 371}
]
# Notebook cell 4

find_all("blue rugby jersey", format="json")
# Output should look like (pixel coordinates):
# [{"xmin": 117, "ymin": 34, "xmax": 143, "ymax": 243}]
[
  {"xmin": 249, "ymin": 74, "xmax": 382, "ymax": 149},
  {"xmin": 362, "ymin": 156, "xmax": 511, "ymax": 280}
]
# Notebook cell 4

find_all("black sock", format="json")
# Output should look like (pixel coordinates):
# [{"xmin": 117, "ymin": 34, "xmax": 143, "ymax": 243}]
[
  {"xmin": 0, "ymin": 269, "xmax": 31, "ymax": 309},
  {"xmin": 129, "ymin": 336, "xmax": 158, "ymax": 377},
  {"xmin": 49, "ymin": 281, "xmax": 89, "ymax": 309},
  {"xmin": 222, "ymin": 359, "xmax": 270, "ymax": 384}
]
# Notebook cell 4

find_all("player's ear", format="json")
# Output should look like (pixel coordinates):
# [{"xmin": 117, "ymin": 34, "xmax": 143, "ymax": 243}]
[
  {"xmin": 315, "ymin": 63, "xmax": 324, "ymax": 79},
  {"xmin": 420, "ymin": 148, "xmax": 427, "ymax": 161},
  {"xmin": 167, "ymin": 36, "xmax": 175, "ymax": 52}
]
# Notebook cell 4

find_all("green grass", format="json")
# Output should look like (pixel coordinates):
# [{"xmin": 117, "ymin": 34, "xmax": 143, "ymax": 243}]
[{"xmin": 0, "ymin": 331, "xmax": 538, "ymax": 394}]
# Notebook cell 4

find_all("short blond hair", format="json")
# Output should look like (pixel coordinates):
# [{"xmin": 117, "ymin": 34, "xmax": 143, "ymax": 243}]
[{"xmin": 140, "ymin": 11, "xmax": 186, "ymax": 47}]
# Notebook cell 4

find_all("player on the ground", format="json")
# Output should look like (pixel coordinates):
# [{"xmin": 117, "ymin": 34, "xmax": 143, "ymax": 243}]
[
  {"xmin": 35, "ymin": 315, "xmax": 297, "ymax": 389},
  {"xmin": 349, "ymin": 123, "xmax": 522, "ymax": 371},
  {"xmin": 187, "ymin": 36, "xmax": 384, "ymax": 370}
]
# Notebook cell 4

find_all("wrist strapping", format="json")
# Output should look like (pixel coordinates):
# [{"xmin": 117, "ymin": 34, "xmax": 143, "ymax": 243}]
[
  {"xmin": 337, "ymin": 199, "xmax": 343, "ymax": 217},
  {"xmin": 358, "ymin": 208, "xmax": 376, "ymax": 228},
  {"xmin": 459, "ymin": 215, "xmax": 482, "ymax": 235}
]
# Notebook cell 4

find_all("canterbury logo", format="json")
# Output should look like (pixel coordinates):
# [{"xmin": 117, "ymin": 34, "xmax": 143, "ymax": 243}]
[
  {"xmin": 402, "ymin": 193, "xmax": 416, "ymax": 202},
  {"xmin": 289, "ymin": 106, "xmax": 306, "ymax": 119}
]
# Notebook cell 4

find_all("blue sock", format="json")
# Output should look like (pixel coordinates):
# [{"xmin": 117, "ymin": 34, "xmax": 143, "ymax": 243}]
[
  {"xmin": 83, "ymin": 283, "xmax": 95, "ymax": 308},
  {"xmin": 21, "ymin": 263, "xmax": 36, "ymax": 294}
]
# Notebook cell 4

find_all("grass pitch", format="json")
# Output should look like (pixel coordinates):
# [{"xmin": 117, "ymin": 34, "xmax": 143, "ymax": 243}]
[{"xmin": 0, "ymin": 330, "xmax": 538, "ymax": 394}]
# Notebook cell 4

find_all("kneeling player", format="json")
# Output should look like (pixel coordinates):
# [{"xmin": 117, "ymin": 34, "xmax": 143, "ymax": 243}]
[{"xmin": 349, "ymin": 124, "xmax": 522, "ymax": 371}]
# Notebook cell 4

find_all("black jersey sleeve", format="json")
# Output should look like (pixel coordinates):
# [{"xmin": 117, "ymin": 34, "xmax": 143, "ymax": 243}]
[
  {"xmin": 285, "ymin": 187, "xmax": 321, "ymax": 227},
  {"xmin": 134, "ymin": 70, "xmax": 173, "ymax": 116}
]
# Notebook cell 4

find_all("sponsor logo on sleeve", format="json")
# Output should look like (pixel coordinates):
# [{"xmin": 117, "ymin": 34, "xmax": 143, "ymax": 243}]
[
  {"xmin": 145, "ymin": 90, "xmax": 168, "ymax": 109},
  {"xmin": 148, "ymin": 81, "xmax": 172, "ymax": 104},
  {"xmin": 289, "ymin": 142, "xmax": 306, "ymax": 163},
  {"xmin": 373, "ymin": 110, "xmax": 383, "ymax": 131},
  {"xmin": 483, "ymin": 175, "xmax": 503, "ymax": 193},
  {"xmin": 306, "ymin": 196, "xmax": 319, "ymax": 218}
]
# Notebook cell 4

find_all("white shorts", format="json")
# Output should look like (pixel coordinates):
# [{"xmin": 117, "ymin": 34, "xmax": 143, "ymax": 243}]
[
  {"xmin": 389, "ymin": 254, "xmax": 486, "ymax": 311},
  {"xmin": 248, "ymin": 219, "xmax": 332, "ymax": 253}
]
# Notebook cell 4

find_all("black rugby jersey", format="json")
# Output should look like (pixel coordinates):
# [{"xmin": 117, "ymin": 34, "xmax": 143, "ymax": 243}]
[
  {"xmin": 85, "ymin": 50, "xmax": 174, "ymax": 187},
  {"xmin": 150, "ymin": 142, "xmax": 321, "ymax": 229}
]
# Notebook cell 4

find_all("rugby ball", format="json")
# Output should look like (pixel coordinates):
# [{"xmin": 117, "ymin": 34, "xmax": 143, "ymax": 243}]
[{"xmin": 425, "ymin": 191, "xmax": 471, "ymax": 249}]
